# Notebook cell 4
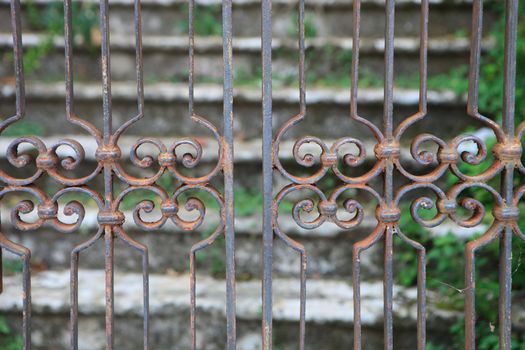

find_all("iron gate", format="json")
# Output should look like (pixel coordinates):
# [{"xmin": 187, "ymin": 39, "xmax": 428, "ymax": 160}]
[{"xmin": 0, "ymin": 0, "xmax": 523, "ymax": 349}]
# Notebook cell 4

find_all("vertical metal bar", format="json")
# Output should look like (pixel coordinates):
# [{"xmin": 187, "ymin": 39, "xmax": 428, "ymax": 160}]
[
  {"xmin": 418, "ymin": 0, "xmax": 428, "ymax": 114},
  {"xmin": 188, "ymin": 0, "xmax": 195, "ymax": 116},
  {"xmin": 134, "ymin": 0, "xmax": 144, "ymax": 118},
  {"xmin": 104, "ymin": 226, "xmax": 115, "ymax": 350},
  {"xmin": 415, "ymin": 2, "xmax": 428, "ymax": 348},
  {"xmin": 189, "ymin": 252, "xmax": 197, "ymax": 349},
  {"xmin": 299, "ymin": 252, "xmax": 306, "ymax": 350},
  {"xmin": 467, "ymin": 0, "xmax": 483, "ymax": 118},
  {"xmin": 8, "ymin": 0, "xmax": 31, "ymax": 348},
  {"xmin": 383, "ymin": 0, "xmax": 395, "ymax": 348},
  {"xmin": 133, "ymin": 1, "xmax": 149, "ymax": 347},
  {"xmin": 297, "ymin": 1, "xmax": 307, "ymax": 347},
  {"xmin": 501, "ymin": 0, "xmax": 517, "ymax": 136},
  {"xmin": 464, "ymin": 2, "xmax": 483, "ymax": 348},
  {"xmin": 99, "ymin": 0, "xmax": 112, "ymax": 144},
  {"xmin": 261, "ymin": 0, "xmax": 273, "ymax": 346},
  {"xmin": 414, "ymin": 247, "xmax": 427, "ymax": 349},
  {"xmin": 352, "ymin": 247, "xmax": 363, "ymax": 350},
  {"xmin": 499, "ymin": 1, "xmax": 518, "ymax": 348},
  {"xmin": 350, "ymin": 0, "xmax": 360, "ymax": 118},
  {"xmin": 142, "ymin": 249, "xmax": 149, "ymax": 350},
  {"xmin": 10, "ymin": 0, "xmax": 25, "ymax": 120},
  {"xmin": 383, "ymin": 0, "xmax": 395, "ymax": 143},
  {"xmin": 383, "ymin": 225, "xmax": 394, "ymax": 350},
  {"xmin": 21, "ymin": 248, "xmax": 31, "ymax": 350},
  {"xmin": 298, "ymin": 0, "xmax": 306, "ymax": 115},
  {"xmin": 70, "ymin": 251, "xmax": 80, "ymax": 350},
  {"xmin": 499, "ymin": 226, "xmax": 513, "ymax": 349},
  {"xmin": 99, "ymin": 0, "xmax": 115, "ymax": 348},
  {"xmin": 222, "ymin": 0, "xmax": 236, "ymax": 348},
  {"xmin": 464, "ymin": 245, "xmax": 476, "ymax": 350},
  {"xmin": 64, "ymin": 0, "xmax": 74, "ymax": 120},
  {"xmin": 188, "ymin": 2, "xmax": 197, "ymax": 347},
  {"xmin": 141, "ymin": 244, "xmax": 149, "ymax": 350}
]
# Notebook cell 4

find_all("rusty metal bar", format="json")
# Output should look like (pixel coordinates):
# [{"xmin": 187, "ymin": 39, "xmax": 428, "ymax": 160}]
[
  {"xmin": 98, "ymin": 0, "xmax": 117, "ymax": 347},
  {"xmin": 2, "ymin": 0, "xmax": 31, "ymax": 349},
  {"xmin": 261, "ymin": 0, "xmax": 273, "ymax": 346},
  {"xmin": 382, "ymin": 0, "xmax": 395, "ymax": 347},
  {"xmin": 498, "ymin": 0, "xmax": 518, "ymax": 349},
  {"xmin": 188, "ymin": 5, "xmax": 197, "ymax": 347},
  {"xmin": 464, "ymin": 2, "xmax": 519, "ymax": 350},
  {"xmin": 222, "ymin": 0, "xmax": 236, "ymax": 348},
  {"xmin": 464, "ymin": 1, "xmax": 484, "ymax": 346},
  {"xmin": 297, "ymin": 1, "xmax": 307, "ymax": 348},
  {"xmin": 104, "ymin": 226, "xmax": 115, "ymax": 349}
]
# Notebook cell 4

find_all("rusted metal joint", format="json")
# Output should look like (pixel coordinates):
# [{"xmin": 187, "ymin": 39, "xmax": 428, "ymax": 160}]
[
  {"xmin": 321, "ymin": 152, "xmax": 338, "ymax": 167},
  {"xmin": 319, "ymin": 200, "xmax": 337, "ymax": 217},
  {"xmin": 376, "ymin": 205, "xmax": 401, "ymax": 223},
  {"xmin": 438, "ymin": 147, "xmax": 458, "ymax": 164},
  {"xmin": 36, "ymin": 151, "xmax": 58, "ymax": 170},
  {"xmin": 158, "ymin": 152, "xmax": 176, "ymax": 167},
  {"xmin": 437, "ymin": 199, "xmax": 456, "ymax": 214},
  {"xmin": 160, "ymin": 200, "xmax": 178, "ymax": 217},
  {"xmin": 493, "ymin": 205, "xmax": 519, "ymax": 222},
  {"xmin": 37, "ymin": 201, "xmax": 58, "ymax": 219},
  {"xmin": 95, "ymin": 145, "xmax": 121, "ymax": 163},
  {"xmin": 97, "ymin": 210, "xmax": 125, "ymax": 225},
  {"xmin": 374, "ymin": 141, "xmax": 400, "ymax": 160},
  {"xmin": 492, "ymin": 140, "xmax": 522, "ymax": 164}
]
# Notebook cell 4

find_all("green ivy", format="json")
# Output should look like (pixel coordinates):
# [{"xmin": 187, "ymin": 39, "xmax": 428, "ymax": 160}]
[
  {"xmin": 287, "ymin": 12, "xmax": 318, "ymax": 39},
  {"xmin": 17, "ymin": 1, "xmax": 98, "ymax": 74},
  {"xmin": 3, "ymin": 120, "xmax": 45, "ymax": 137},
  {"xmin": 175, "ymin": 5, "xmax": 223, "ymax": 37},
  {"xmin": 0, "ymin": 316, "xmax": 23, "ymax": 350}
]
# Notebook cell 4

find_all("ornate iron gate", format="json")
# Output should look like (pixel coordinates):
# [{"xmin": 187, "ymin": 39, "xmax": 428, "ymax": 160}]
[{"xmin": 0, "ymin": 0, "xmax": 522, "ymax": 349}]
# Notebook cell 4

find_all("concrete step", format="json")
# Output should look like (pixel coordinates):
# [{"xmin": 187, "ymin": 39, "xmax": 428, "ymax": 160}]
[
  {"xmin": 0, "ymin": 81, "xmax": 475, "ymax": 139},
  {"xmin": 0, "ymin": 269, "xmax": 469, "ymax": 349},
  {"xmin": 0, "ymin": 33, "xmax": 492, "ymax": 81},
  {"xmin": 0, "ymin": 0, "xmax": 497, "ymax": 38}
]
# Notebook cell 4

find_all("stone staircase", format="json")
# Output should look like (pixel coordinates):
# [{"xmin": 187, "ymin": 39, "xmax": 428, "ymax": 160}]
[{"xmin": 0, "ymin": 0, "xmax": 506, "ymax": 349}]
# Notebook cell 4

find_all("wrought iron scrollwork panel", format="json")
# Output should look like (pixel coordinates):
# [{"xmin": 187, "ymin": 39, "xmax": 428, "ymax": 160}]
[
  {"xmin": 262, "ymin": 0, "xmax": 522, "ymax": 349},
  {"xmin": 0, "ymin": 0, "xmax": 235, "ymax": 349}
]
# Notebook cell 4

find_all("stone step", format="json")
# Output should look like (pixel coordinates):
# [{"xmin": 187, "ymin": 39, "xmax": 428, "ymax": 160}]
[
  {"xmin": 0, "ymin": 0, "xmax": 497, "ymax": 38},
  {"xmin": 0, "ymin": 33, "xmax": 491, "ymax": 81},
  {"xmin": 1, "ymin": 204, "xmax": 485, "ymax": 279},
  {"xmin": 0, "ymin": 269, "xmax": 469, "ymax": 349},
  {"xmin": 0, "ymin": 82, "xmax": 475, "ymax": 139},
  {"xmin": 1, "ymin": 209, "xmax": 384, "ymax": 279}
]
